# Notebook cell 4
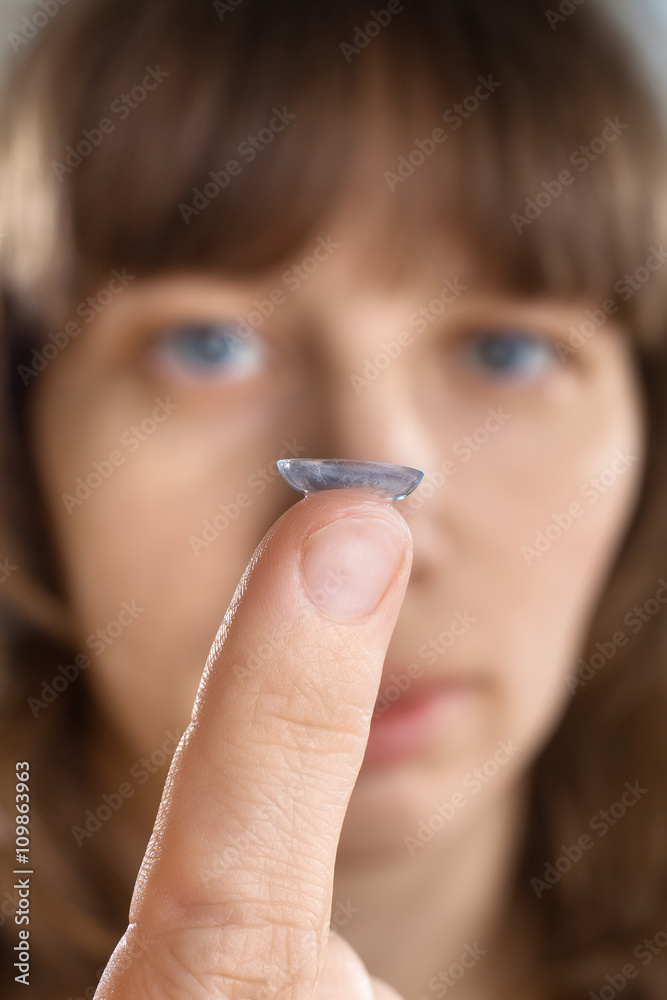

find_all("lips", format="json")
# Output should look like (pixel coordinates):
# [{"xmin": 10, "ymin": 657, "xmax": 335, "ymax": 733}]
[
  {"xmin": 373, "ymin": 672, "xmax": 478, "ymax": 715},
  {"xmin": 362, "ymin": 672, "xmax": 483, "ymax": 768}
]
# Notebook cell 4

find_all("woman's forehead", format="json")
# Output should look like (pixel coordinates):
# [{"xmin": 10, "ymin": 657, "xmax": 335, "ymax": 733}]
[{"xmin": 0, "ymin": 0, "xmax": 665, "ymax": 355}]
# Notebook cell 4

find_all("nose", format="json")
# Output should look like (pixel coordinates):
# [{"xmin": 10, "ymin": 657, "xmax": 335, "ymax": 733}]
[
  {"xmin": 293, "ymin": 359, "xmax": 443, "ymax": 582},
  {"xmin": 304, "ymin": 344, "xmax": 439, "ymax": 477},
  {"xmin": 268, "ymin": 300, "xmax": 452, "ymax": 583}
]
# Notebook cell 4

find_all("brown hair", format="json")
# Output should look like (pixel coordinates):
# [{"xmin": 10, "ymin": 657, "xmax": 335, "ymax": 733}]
[{"xmin": 1, "ymin": 0, "xmax": 666, "ymax": 996}]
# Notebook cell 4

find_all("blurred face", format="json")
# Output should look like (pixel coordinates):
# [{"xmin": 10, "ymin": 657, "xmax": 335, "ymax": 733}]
[{"xmin": 29, "ymin": 183, "xmax": 644, "ymax": 858}]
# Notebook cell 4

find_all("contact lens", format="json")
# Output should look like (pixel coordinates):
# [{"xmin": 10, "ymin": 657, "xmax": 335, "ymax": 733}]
[{"xmin": 276, "ymin": 459, "xmax": 423, "ymax": 501}]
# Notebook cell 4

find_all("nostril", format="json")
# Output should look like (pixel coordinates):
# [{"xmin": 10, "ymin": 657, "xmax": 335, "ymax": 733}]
[{"xmin": 276, "ymin": 458, "xmax": 423, "ymax": 501}]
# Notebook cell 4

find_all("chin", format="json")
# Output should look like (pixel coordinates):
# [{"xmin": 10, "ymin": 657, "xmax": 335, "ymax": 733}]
[{"xmin": 337, "ymin": 756, "xmax": 470, "ymax": 859}]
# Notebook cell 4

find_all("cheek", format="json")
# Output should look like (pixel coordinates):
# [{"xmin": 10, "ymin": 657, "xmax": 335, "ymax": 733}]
[
  {"xmin": 438, "ymin": 371, "xmax": 644, "ymax": 758},
  {"xmin": 343, "ymin": 367, "xmax": 644, "ymax": 853},
  {"xmin": 31, "ymin": 380, "xmax": 295, "ymax": 756}
]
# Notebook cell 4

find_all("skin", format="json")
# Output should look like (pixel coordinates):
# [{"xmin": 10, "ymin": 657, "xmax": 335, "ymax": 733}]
[{"xmin": 28, "ymin": 185, "xmax": 645, "ymax": 997}]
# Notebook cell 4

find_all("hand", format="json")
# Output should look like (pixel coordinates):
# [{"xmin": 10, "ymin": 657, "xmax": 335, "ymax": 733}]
[{"xmin": 94, "ymin": 490, "xmax": 412, "ymax": 999}]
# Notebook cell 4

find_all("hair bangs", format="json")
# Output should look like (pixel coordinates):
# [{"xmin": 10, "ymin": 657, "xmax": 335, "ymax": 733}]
[{"xmin": 3, "ymin": 0, "xmax": 666, "ymax": 348}]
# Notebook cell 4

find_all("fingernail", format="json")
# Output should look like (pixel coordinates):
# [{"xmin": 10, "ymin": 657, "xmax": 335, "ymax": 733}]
[{"xmin": 301, "ymin": 517, "xmax": 407, "ymax": 620}]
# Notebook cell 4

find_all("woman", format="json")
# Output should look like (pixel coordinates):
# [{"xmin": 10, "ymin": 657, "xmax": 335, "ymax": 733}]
[{"xmin": 1, "ymin": 0, "xmax": 666, "ymax": 997}]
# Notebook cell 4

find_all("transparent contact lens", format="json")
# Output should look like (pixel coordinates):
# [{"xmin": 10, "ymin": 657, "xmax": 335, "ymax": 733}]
[{"xmin": 276, "ymin": 459, "xmax": 423, "ymax": 501}]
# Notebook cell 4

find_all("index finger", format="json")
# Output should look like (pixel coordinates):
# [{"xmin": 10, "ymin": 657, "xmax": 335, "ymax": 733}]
[{"xmin": 100, "ymin": 490, "xmax": 412, "ymax": 998}]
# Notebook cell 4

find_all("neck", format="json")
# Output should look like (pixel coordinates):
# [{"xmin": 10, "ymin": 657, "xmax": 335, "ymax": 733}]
[{"xmin": 332, "ymin": 781, "xmax": 540, "ymax": 1000}]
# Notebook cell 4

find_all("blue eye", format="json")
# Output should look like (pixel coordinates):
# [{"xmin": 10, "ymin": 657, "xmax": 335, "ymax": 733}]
[
  {"xmin": 152, "ymin": 321, "xmax": 267, "ymax": 380},
  {"xmin": 462, "ymin": 330, "xmax": 556, "ymax": 382}
]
